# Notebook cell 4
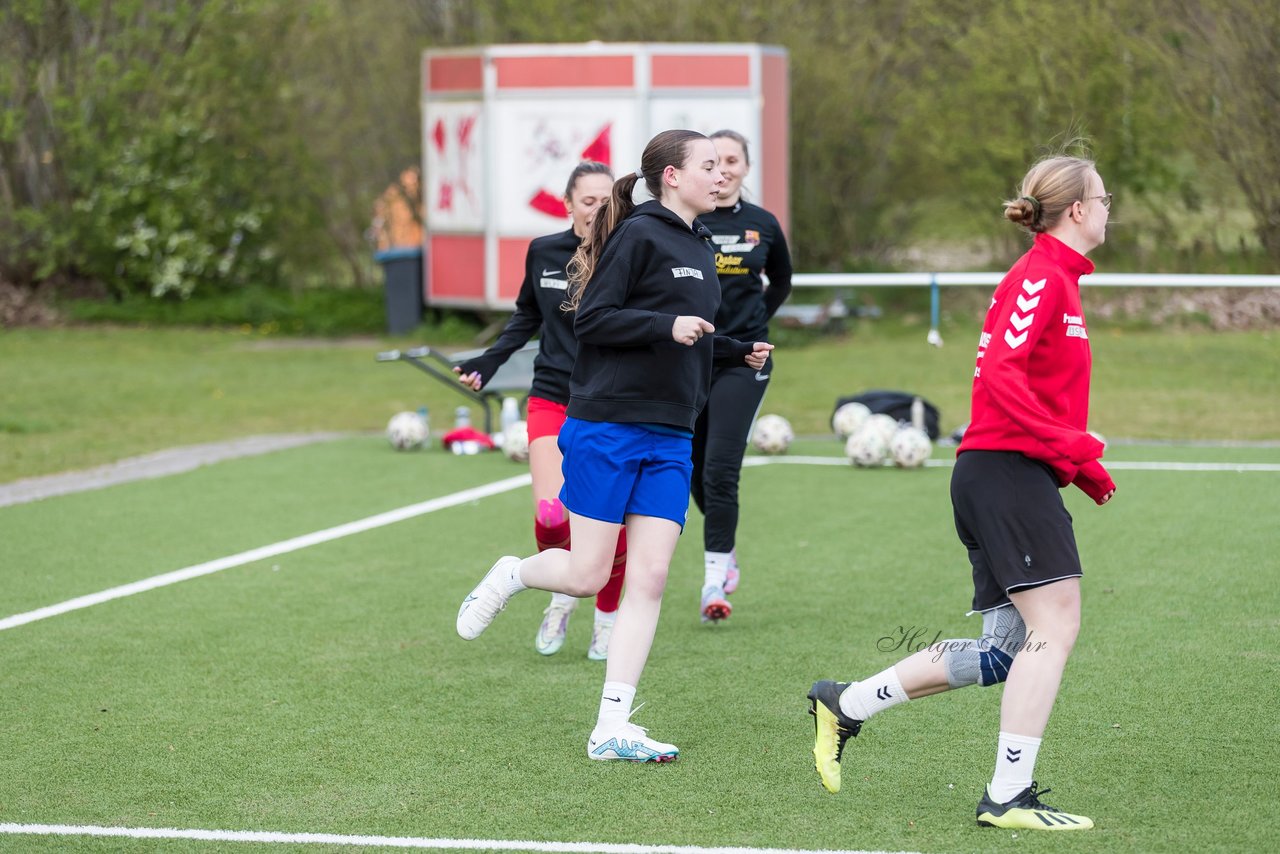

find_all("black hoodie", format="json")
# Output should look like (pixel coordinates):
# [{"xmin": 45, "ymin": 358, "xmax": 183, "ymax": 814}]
[
  {"xmin": 568, "ymin": 200, "xmax": 754, "ymax": 431},
  {"xmin": 701, "ymin": 199, "xmax": 793, "ymax": 342},
  {"xmin": 454, "ymin": 228, "xmax": 578, "ymax": 404}
]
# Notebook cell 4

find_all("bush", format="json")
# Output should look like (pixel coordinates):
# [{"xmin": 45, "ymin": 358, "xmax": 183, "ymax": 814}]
[{"xmin": 69, "ymin": 117, "xmax": 282, "ymax": 300}]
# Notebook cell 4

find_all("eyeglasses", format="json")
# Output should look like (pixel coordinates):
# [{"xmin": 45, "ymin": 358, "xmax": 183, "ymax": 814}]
[{"xmin": 1082, "ymin": 193, "xmax": 1113, "ymax": 210}]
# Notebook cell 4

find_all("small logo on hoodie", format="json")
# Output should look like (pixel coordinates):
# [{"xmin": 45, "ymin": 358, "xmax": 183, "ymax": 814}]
[{"xmin": 672, "ymin": 267, "xmax": 703, "ymax": 280}]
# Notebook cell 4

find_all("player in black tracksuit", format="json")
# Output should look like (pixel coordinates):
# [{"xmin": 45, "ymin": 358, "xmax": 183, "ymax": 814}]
[
  {"xmin": 566, "ymin": 198, "xmax": 761, "ymax": 428},
  {"xmin": 455, "ymin": 131, "xmax": 773, "ymax": 762},
  {"xmin": 453, "ymin": 163, "xmax": 628, "ymax": 661},
  {"xmin": 454, "ymin": 227, "xmax": 578, "ymax": 405},
  {"xmin": 691, "ymin": 130, "xmax": 793, "ymax": 622}
]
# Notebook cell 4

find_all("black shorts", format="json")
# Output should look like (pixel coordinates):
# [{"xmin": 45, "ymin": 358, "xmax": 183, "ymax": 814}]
[{"xmin": 950, "ymin": 450, "xmax": 1083, "ymax": 612}]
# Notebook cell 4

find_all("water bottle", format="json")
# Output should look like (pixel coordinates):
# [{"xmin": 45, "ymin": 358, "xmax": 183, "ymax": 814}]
[
  {"xmin": 911, "ymin": 396, "xmax": 925, "ymax": 431},
  {"xmin": 451, "ymin": 405, "xmax": 478, "ymax": 455},
  {"xmin": 500, "ymin": 397, "xmax": 520, "ymax": 434},
  {"xmin": 417, "ymin": 406, "xmax": 430, "ymax": 448}
]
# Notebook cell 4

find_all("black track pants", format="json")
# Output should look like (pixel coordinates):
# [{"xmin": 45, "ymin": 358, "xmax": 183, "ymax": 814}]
[{"xmin": 690, "ymin": 358, "xmax": 771, "ymax": 552}]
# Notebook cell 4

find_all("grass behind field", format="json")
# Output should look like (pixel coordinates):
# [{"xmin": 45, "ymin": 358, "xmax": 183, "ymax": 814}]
[
  {"xmin": 1, "ymin": 323, "xmax": 1276, "ymax": 483},
  {"xmin": 1, "ymin": 438, "xmax": 1278, "ymax": 852}
]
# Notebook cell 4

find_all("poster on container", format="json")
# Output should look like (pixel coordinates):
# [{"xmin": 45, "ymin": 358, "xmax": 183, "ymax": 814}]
[
  {"xmin": 423, "ymin": 102, "xmax": 485, "ymax": 230},
  {"xmin": 649, "ymin": 98, "xmax": 761, "ymax": 201},
  {"xmin": 492, "ymin": 100, "xmax": 642, "ymax": 234}
]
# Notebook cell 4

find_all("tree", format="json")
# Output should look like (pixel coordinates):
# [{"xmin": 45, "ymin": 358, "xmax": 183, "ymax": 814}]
[{"xmin": 1155, "ymin": 0, "xmax": 1280, "ymax": 266}]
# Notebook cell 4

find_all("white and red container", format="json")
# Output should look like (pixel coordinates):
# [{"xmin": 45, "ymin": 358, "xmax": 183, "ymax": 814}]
[{"xmin": 422, "ymin": 42, "xmax": 789, "ymax": 309}]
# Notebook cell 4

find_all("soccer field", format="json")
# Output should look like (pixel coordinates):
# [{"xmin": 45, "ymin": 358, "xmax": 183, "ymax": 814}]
[{"xmin": 1, "ymin": 437, "xmax": 1277, "ymax": 853}]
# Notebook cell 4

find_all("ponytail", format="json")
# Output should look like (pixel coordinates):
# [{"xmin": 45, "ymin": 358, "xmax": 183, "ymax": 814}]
[
  {"xmin": 565, "ymin": 129, "xmax": 706, "ymax": 311},
  {"xmin": 566, "ymin": 173, "xmax": 639, "ymax": 309}
]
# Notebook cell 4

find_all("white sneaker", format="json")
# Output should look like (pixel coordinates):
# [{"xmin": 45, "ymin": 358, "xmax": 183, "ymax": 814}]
[
  {"xmin": 587, "ymin": 721, "xmax": 678, "ymax": 762},
  {"xmin": 700, "ymin": 583, "xmax": 731, "ymax": 624},
  {"xmin": 724, "ymin": 551, "xmax": 740, "ymax": 595},
  {"xmin": 535, "ymin": 596, "xmax": 577, "ymax": 656},
  {"xmin": 586, "ymin": 616, "xmax": 614, "ymax": 661},
  {"xmin": 456, "ymin": 556, "xmax": 520, "ymax": 640}
]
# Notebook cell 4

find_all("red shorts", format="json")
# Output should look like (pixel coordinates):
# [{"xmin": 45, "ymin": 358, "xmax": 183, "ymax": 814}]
[{"xmin": 526, "ymin": 396, "xmax": 568, "ymax": 442}]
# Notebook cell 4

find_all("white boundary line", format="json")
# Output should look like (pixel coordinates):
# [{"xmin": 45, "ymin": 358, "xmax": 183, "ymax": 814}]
[
  {"xmin": 4, "ymin": 454, "xmax": 1277, "ymax": 634},
  {"xmin": 0, "ymin": 474, "xmax": 531, "ymax": 633},
  {"xmin": 745, "ymin": 455, "xmax": 1280, "ymax": 472},
  {"xmin": 0, "ymin": 823, "xmax": 914, "ymax": 854}
]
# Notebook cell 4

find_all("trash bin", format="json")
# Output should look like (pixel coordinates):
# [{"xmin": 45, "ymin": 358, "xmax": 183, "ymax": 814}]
[{"xmin": 374, "ymin": 247, "xmax": 424, "ymax": 335}]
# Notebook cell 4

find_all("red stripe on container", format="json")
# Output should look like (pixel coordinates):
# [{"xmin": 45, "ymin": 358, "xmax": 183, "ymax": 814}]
[
  {"xmin": 495, "ymin": 55, "xmax": 634, "ymax": 88},
  {"xmin": 428, "ymin": 235, "xmax": 485, "ymax": 300},
  {"xmin": 651, "ymin": 54, "xmax": 751, "ymax": 88},
  {"xmin": 427, "ymin": 56, "xmax": 483, "ymax": 92}
]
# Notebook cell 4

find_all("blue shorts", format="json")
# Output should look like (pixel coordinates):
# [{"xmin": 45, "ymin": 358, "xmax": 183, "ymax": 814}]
[{"xmin": 558, "ymin": 418, "xmax": 693, "ymax": 527}]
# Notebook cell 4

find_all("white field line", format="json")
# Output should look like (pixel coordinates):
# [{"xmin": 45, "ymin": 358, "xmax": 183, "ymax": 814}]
[
  {"xmin": 745, "ymin": 455, "xmax": 1280, "ymax": 472},
  {"xmin": 4, "ymin": 455, "xmax": 1277, "ymax": 634},
  {"xmin": 0, "ymin": 823, "xmax": 915, "ymax": 854},
  {"xmin": 0, "ymin": 474, "xmax": 531, "ymax": 633}
]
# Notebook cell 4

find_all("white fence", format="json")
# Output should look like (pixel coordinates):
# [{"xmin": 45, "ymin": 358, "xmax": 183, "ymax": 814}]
[
  {"xmin": 791, "ymin": 272, "xmax": 1280, "ymax": 288},
  {"xmin": 783, "ymin": 272, "xmax": 1280, "ymax": 346}
]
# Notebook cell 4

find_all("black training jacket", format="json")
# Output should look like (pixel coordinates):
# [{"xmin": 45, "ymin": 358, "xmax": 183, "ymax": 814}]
[
  {"xmin": 568, "ymin": 200, "xmax": 753, "ymax": 431},
  {"xmin": 700, "ymin": 200, "xmax": 793, "ymax": 342},
  {"xmin": 454, "ymin": 228, "xmax": 579, "ymax": 404}
]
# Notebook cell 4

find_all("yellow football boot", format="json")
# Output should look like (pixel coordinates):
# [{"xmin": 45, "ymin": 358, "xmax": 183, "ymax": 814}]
[
  {"xmin": 807, "ymin": 680, "xmax": 863, "ymax": 794},
  {"xmin": 977, "ymin": 783, "xmax": 1094, "ymax": 830}
]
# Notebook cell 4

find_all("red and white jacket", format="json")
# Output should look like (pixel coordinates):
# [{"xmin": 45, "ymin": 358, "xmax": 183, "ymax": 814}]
[{"xmin": 958, "ymin": 233, "xmax": 1115, "ymax": 503}]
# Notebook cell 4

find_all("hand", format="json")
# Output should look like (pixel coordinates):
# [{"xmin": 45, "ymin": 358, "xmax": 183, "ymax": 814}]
[
  {"xmin": 452, "ymin": 365, "xmax": 483, "ymax": 391},
  {"xmin": 744, "ymin": 341, "xmax": 774, "ymax": 370},
  {"xmin": 672, "ymin": 316, "xmax": 715, "ymax": 346},
  {"xmin": 1072, "ymin": 459, "xmax": 1115, "ymax": 506}
]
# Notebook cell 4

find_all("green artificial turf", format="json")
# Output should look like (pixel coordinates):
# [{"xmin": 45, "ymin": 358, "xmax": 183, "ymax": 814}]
[{"xmin": 2, "ymin": 438, "xmax": 1277, "ymax": 852}]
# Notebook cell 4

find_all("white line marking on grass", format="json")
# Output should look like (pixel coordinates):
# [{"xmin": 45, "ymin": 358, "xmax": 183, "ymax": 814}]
[
  {"xmin": 0, "ymin": 824, "xmax": 916, "ymax": 854},
  {"xmin": 1099, "ymin": 461, "xmax": 1280, "ymax": 472},
  {"xmin": 6, "ymin": 454, "xmax": 1275, "ymax": 633},
  {"xmin": 0, "ymin": 474, "xmax": 531, "ymax": 633},
  {"xmin": 745, "ymin": 455, "xmax": 1280, "ymax": 472}
]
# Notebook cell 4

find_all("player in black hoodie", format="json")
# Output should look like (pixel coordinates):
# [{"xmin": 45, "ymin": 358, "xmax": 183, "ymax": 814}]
[
  {"xmin": 692, "ymin": 129, "xmax": 793, "ymax": 623},
  {"xmin": 456, "ymin": 130, "xmax": 773, "ymax": 762},
  {"xmin": 452, "ymin": 162, "xmax": 627, "ymax": 662}
]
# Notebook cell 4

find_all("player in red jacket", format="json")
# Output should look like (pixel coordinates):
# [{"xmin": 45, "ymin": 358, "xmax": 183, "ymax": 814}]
[{"xmin": 807, "ymin": 154, "xmax": 1115, "ymax": 831}]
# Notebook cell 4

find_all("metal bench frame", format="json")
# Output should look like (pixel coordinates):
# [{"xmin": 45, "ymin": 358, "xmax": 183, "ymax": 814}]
[{"xmin": 375, "ymin": 343, "xmax": 538, "ymax": 436}]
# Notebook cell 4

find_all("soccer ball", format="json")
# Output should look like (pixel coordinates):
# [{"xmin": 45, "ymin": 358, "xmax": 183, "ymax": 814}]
[
  {"xmin": 832, "ymin": 402, "xmax": 871, "ymax": 439},
  {"xmin": 889, "ymin": 426, "xmax": 933, "ymax": 468},
  {"xmin": 751, "ymin": 413, "xmax": 794, "ymax": 455},
  {"xmin": 845, "ymin": 425, "xmax": 888, "ymax": 467},
  {"xmin": 386, "ymin": 411, "xmax": 428, "ymax": 451},
  {"xmin": 863, "ymin": 412, "xmax": 900, "ymax": 445},
  {"xmin": 502, "ymin": 420, "xmax": 530, "ymax": 463}
]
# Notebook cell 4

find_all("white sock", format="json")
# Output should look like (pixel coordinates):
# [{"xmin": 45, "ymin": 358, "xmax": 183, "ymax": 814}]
[
  {"xmin": 596, "ymin": 681, "xmax": 635, "ymax": 730},
  {"xmin": 988, "ymin": 732, "xmax": 1041, "ymax": 803},
  {"xmin": 506, "ymin": 558, "xmax": 529, "ymax": 596},
  {"xmin": 704, "ymin": 551, "xmax": 732, "ymax": 588},
  {"xmin": 549, "ymin": 592, "xmax": 577, "ymax": 608},
  {"xmin": 594, "ymin": 607, "xmax": 616, "ymax": 625},
  {"xmin": 839, "ymin": 666, "xmax": 908, "ymax": 720}
]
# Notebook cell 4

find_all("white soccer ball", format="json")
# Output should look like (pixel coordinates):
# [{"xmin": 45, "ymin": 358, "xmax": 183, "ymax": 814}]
[
  {"xmin": 386, "ymin": 411, "xmax": 428, "ymax": 451},
  {"xmin": 502, "ymin": 420, "xmax": 530, "ymax": 463},
  {"xmin": 845, "ymin": 426, "xmax": 888, "ymax": 467},
  {"xmin": 751, "ymin": 413, "xmax": 794, "ymax": 455},
  {"xmin": 889, "ymin": 426, "xmax": 933, "ymax": 468},
  {"xmin": 864, "ymin": 412, "xmax": 901, "ymax": 445},
  {"xmin": 832, "ymin": 402, "xmax": 871, "ymax": 439}
]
